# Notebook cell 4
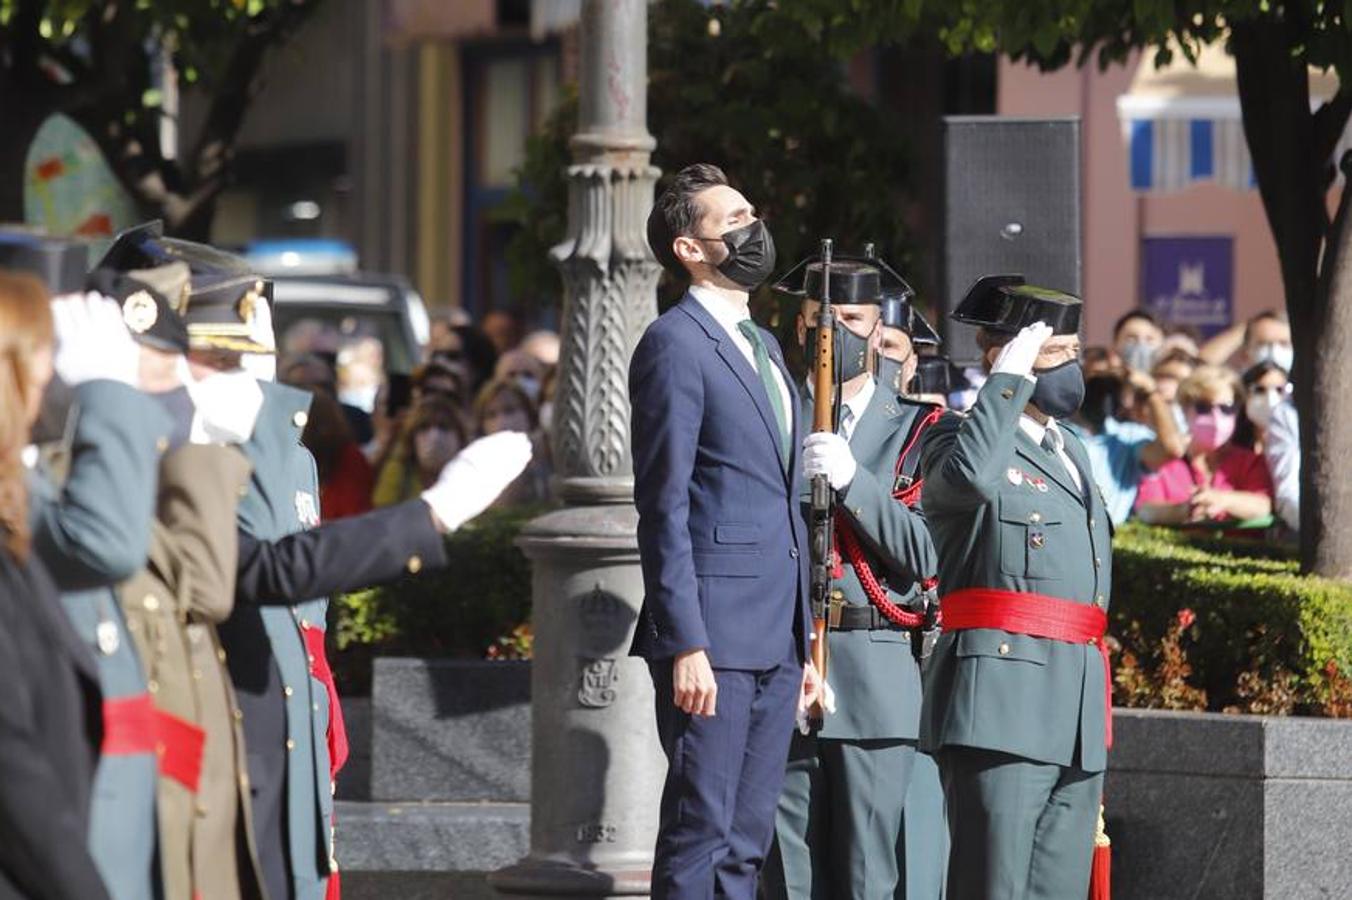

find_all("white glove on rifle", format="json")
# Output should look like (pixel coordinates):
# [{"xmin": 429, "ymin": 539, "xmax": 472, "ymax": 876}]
[
  {"xmin": 185, "ymin": 368, "xmax": 265, "ymax": 445},
  {"xmin": 51, "ymin": 293, "xmax": 139, "ymax": 388},
  {"xmin": 991, "ymin": 322, "xmax": 1054, "ymax": 380},
  {"xmin": 802, "ymin": 431, "xmax": 857, "ymax": 491},
  {"xmin": 421, "ymin": 431, "xmax": 534, "ymax": 533}
]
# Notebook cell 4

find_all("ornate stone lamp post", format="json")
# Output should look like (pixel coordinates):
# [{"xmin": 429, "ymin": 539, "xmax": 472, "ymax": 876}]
[{"xmin": 491, "ymin": 1, "xmax": 664, "ymax": 897}]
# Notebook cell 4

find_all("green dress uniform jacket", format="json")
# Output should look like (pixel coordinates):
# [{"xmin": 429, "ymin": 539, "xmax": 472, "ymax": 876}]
[
  {"xmin": 765, "ymin": 384, "xmax": 941, "ymax": 900},
  {"xmin": 119, "ymin": 445, "xmax": 264, "ymax": 900},
  {"xmin": 918, "ymin": 372, "xmax": 1112, "ymax": 772},
  {"xmin": 29, "ymin": 380, "xmax": 172, "ymax": 900},
  {"xmin": 221, "ymin": 382, "xmax": 333, "ymax": 900}
]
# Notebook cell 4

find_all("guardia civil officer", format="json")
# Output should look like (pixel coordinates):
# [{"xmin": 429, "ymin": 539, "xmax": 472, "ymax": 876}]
[
  {"xmin": 5, "ymin": 234, "xmax": 167, "ymax": 900},
  {"xmin": 919, "ymin": 276, "xmax": 1111, "ymax": 899},
  {"xmin": 761, "ymin": 254, "xmax": 943, "ymax": 900}
]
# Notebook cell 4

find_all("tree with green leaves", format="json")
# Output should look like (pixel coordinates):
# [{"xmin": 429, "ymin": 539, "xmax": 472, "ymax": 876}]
[
  {"xmin": 497, "ymin": 0, "xmax": 918, "ymax": 342},
  {"xmin": 0, "ymin": 0, "xmax": 321, "ymax": 238}
]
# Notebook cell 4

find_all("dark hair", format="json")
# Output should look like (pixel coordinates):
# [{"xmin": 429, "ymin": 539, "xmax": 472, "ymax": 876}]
[
  {"xmin": 1243, "ymin": 309, "xmax": 1287, "ymax": 344},
  {"xmin": 1242, "ymin": 360, "xmax": 1288, "ymax": 389},
  {"xmin": 1112, "ymin": 309, "xmax": 1160, "ymax": 340},
  {"xmin": 1080, "ymin": 372, "xmax": 1125, "ymax": 432},
  {"xmin": 647, "ymin": 163, "xmax": 730, "ymax": 281},
  {"xmin": 1153, "ymin": 347, "xmax": 1199, "ymax": 369},
  {"xmin": 473, "ymin": 377, "xmax": 538, "ymax": 434}
]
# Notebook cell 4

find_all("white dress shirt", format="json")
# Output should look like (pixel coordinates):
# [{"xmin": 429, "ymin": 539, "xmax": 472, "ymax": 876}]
[
  {"xmin": 689, "ymin": 284, "xmax": 794, "ymax": 420},
  {"xmin": 1265, "ymin": 397, "xmax": 1301, "ymax": 530},
  {"xmin": 1018, "ymin": 414, "xmax": 1083, "ymax": 493}
]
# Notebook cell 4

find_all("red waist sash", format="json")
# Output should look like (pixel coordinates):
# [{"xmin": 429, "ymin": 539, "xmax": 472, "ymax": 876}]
[
  {"xmin": 302, "ymin": 623, "xmax": 349, "ymax": 779},
  {"xmin": 153, "ymin": 708, "xmax": 206, "ymax": 793},
  {"xmin": 102, "ymin": 694, "xmax": 157, "ymax": 756},
  {"xmin": 942, "ymin": 588, "xmax": 1113, "ymax": 748}
]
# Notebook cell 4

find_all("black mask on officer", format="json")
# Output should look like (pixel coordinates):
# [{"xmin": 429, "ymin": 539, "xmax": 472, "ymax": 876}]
[
  {"xmin": 805, "ymin": 321, "xmax": 874, "ymax": 384},
  {"xmin": 706, "ymin": 220, "xmax": 777, "ymax": 292},
  {"xmin": 1030, "ymin": 359, "xmax": 1086, "ymax": 419}
]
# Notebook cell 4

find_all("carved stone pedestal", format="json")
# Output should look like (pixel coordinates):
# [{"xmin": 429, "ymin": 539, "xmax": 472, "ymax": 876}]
[{"xmin": 489, "ymin": 507, "xmax": 662, "ymax": 899}]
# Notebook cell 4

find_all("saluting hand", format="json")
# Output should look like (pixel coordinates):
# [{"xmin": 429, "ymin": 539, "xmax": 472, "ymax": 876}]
[
  {"xmin": 673, "ymin": 649, "xmax": 718, "ymax": 718},
  {"xmin": 991, "ymin": 322, "xmax": 1054, "ymax": 379},
  {"xmin": 51, "ymin": 293, "xmax": 139, "ymax": 388},
  {"xmin": 421, "ymin": 430, "xmax": 533, "ymax": 533}
]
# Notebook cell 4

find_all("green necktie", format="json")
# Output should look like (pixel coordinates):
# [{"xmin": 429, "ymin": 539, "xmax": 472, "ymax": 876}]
[{"xmin": 736, "ymin": 320, "xmax": 790, "ymax": 465}]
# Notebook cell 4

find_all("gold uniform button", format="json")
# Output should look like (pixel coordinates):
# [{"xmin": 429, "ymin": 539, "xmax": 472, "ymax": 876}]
[
  {"xmin": 1029, "ymin": 513, "xmax": 1042, "ymax": 524},
  {"xmin": 148, "ymin": 679, "xmax": 159, "ymax": 693},
  {"xmin": 286, "ymin": 739, "xmax": 296, "ymax": 751},
  {"xmin": 143, "ymin": 595, "xmax": 160, "ymax": 612},
  {"xmin": 1001, "ymin": 388, "xmax": 1014, "ymax": 400},
  {"xmin": 998, "ymin": 642, "xmax": 1011, "ymax": 656},
  {"xmin": 239, "ymin": 773, "xmax": 250, "ymax": 789},
  {"xmin": 283, "ymin": 686, "xmax": 294, "ymax": 698},
  {"xmin": 195, "ymin": 803, "xmax": 208, "ymax": 817},
  {"xmin": 1095, "ymin": 594, "xmax": 1106, "ymax": 608},
  {"xmin": 1094, "ymin": 556, "xmax": 1102, "ymax": 568},
  {"xmin": 830, "ymin": 589, "xmax": 844, "ymax": 601},
  {"xmin": 156, "ymin": 436, "xmax": 169, "ymax": 453},
  {"xmin": 238, "ymin": 485, "xmax": 249, "ymax": 498},
  {"xmin": 407, "ymin": 555, "xmax": 423, "ymax": 575},
  {"xmin": 217, "ymin": 648, "xmax": 228, "ymax": 663},
  {"xmin": 191, "ymin": 669, "xmax": 202, "ymax": 681},
  {"xmin": 1087, "ymin": 637, "xmax": 1097, "ymax": 646},
  {"xmin": 307, "ymin": 654, "xmax": 315, "ymax": 666},
  {"xmin": 299, "ymin": 618, "xmax": 311, "ymax": 629},
  {"xmin": 292, "ymin": 411, "xmax": 309, "ymax": 429},
  {"xmin": 233, "ymin": 709, "xmax": 244, "ymax": 721}
]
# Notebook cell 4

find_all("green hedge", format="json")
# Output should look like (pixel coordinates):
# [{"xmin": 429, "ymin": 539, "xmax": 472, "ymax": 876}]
[
  {"xmin": 1110, "ymin": 522, "xmax": 1352, "ymax": 717},
  {"xmin": 330, "ymin": 504, "xmax": 545, "ymax": 694}
]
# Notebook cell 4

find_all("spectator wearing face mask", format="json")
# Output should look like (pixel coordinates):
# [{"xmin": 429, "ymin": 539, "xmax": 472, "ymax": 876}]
[
  {"xmin": 1239, "ymin": 361, "xmax": 1291, "ymax": 452},
  {"xmin": 474, "ymin": 377, "xmax": 550, "ymax": 505},
  {"xmin": 1113, "ymin": 310, "xmax": 1165, "ymax": 374},
  {"xmin": 494, "ymin": 349, "xmax": 547, "ymax": 404},
  {"xmin": 1199, "ymin": 309, "xmax": 1294, "ymax": 373},
  {"xmin": 372, "ymin": 398, "xmax": 470, "ymax": 507},
  {"xmin": 1071, "ymin": 368, "xmax": 1186, "ymax": 526},
  {"xmin": 1135, "ymin": 365, "xmax": 1273, "ymax": 525},
  {"xmin": 301, "ymin": 389, "xmax": 374, "ymax": 521}
]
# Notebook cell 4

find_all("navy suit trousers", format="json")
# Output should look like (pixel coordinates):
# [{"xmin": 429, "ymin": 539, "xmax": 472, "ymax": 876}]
[{"xmin": 649, "ymin": 649, "xmax": 802, "ymax": 900}]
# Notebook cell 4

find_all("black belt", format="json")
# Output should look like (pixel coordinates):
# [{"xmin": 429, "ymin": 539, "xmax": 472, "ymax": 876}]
[{"xmin": 829, "ymin": 604, "xmax": 912, "ymax": 634}]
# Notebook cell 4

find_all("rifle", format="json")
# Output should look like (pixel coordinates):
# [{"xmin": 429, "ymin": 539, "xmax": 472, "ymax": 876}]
[{"xmin": 808, "ymin": 238, "xmax": 841, "ymax": 722}]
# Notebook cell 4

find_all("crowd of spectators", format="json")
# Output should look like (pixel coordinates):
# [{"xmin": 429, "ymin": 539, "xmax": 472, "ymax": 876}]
[
  {"xmin": 282, "ymin": 311, "xmax": 560, "ymax": 522},
  {"xmin": 1067, "ymin": 308, "xmax": 1296, "ymax": 532}
]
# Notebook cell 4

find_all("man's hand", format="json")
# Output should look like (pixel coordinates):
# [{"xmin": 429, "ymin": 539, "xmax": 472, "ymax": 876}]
[
  {"xmin": 992, "ymin": 322, "xmax": 1054, "ymax": 379},
  {"xmin": 421, "ymin": 431, "xmax": 533, "ymax": 533},
  {"xmin": 800, "ymin": 661, "xmax": 824, "ymax": 714},
  {"xmin": 802, "ymin": 432, "xmax": 857, "ymax": 491},
  {"xmin": 51, "ymin": 293, "xmax": 139, "ymax": 388},
  {"xmin": 673, "ymin": 649, "xmax": 717, "ymax": 717},
  {"xmin": 1123, "ymin": 367, "xmax": 1157, "ymax": 397}
]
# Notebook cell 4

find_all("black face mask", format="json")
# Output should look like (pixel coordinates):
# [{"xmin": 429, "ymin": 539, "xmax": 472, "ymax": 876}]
[
  {"xmin": 805, "ymin": 321, "xmax": 873, "ymax": 384},
  {"xmin": 707, "ymin": 220, "xmax": 777, "ymax": 291},
  {"xmin": 876, "ymin": 348, "xmax": 915, "ymax": 396},
  {"xmin": 1031, "ymin": 359, "xmax": 1085, "ymax": 419}
]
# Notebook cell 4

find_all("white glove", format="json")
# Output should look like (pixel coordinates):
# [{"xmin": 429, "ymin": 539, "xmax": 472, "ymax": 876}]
[
  {"xmin": 185, "ymin": 369, "xmax": 265, "ymax": 445},
  {"xmin": 421, "ymin": 431, "xmax": 534, "ymax": 532},
  {"xmin": 796, "ymin": 678, "xmax": 837, "ymax": 735},
  {"xmin": 991, "ymin": 322, "xmax": 1054, "ymax": 379},
  {"xmin": 51, "ymin": 293, "xmax": 139, "ymax": 388},
  {"xmin": 802, "ymin": 431, "xmax": 857, "ymax": 491}
]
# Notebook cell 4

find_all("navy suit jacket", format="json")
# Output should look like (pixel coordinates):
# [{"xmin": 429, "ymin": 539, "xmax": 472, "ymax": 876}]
[{"xmin": 629, "ymin": 292, "xmax": 810, "ymax": 670}]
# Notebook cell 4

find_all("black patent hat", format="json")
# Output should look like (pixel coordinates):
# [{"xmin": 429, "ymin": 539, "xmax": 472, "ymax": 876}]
[
  {"xmin": 773, "ymin": 257, "xmax": 882, "ymax": 305},
  {"xmin": 913, "ymin": 354, "xmax": 971, "ymax": 396},
  {"xmin": 98, "ymin": 221, "xmax": 273, "ymax": 353},
  {"xmin": 0, "ymin": 230, "xmax": 88, "ymax": 294},
  {"xmin": 881, "ymin": 297, "xmax": 941, "ymax": 346},
  {"xmin": 951, "ymin": 274, "xmax": 1081, "ymax": 336}
]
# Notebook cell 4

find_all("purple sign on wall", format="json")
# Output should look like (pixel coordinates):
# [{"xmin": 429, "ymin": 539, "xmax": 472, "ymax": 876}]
[{"xmin": 1141, "ymin": 236, "xmax": 1233, "ymax": 337}]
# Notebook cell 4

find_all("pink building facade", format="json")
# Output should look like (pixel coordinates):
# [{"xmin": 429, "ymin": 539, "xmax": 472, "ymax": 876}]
[{"xmin": 997, "ymin": 55, "xmax": 1287, "ymax": 348}]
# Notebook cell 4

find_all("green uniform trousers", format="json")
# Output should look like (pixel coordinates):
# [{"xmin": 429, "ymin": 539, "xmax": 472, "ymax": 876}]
[
  {"xmin": 898, "ymin": 750, "xmax": 947, "ymax": 899},
  {"xmin": 937, "ymin": 747, "xmax": 1101, "ymax": 900},
  {"xmin": 764, "ymin": 734, "xmax": 916, "ymax": 900}
]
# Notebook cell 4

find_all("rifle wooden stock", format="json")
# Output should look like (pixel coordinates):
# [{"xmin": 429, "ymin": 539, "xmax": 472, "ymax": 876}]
[{"xmin": 808, "ymin": 305, "xmax": 835, "ymax": 719}]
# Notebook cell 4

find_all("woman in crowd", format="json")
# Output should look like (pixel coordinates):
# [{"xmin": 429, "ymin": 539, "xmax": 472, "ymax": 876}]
[
  {"xmin": 0, "ymin": 272, "xmax": 112, "ymax": 900},
  {"xmin": 303, "ymin": 388, "xmax": 374, "ymax": 520},
  {"xmin": 474, "ymin": 377, "xmax": 551, "ymax": 505},
  {"xmin": 1240, "ymin": 360, "xmax": 1292, "ymax": 452},
  {"xmin": 372, "ymin": 397, "xmax": 470, "ymax": 506},
  {"xmin": 1135, "ymin": 364, "xmax": 1274, "ymax": 525}
]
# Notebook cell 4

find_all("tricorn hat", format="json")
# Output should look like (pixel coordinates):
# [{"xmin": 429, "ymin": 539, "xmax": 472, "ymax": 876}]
[
  {"xmin": 97, "ymin": 221, "xmax": 274, "ymax": 353},
  {"xmin": 913, "ymin": 354, "xmax": 971, "ymax": 397},
  {"xmin": 951, "ymin": 274, "xmax": 1081, "ymax": 336},
  {"xmin": 0, "ymin": 230, "xmax": 88, "ymax": 295},
  {"xmin": 881, "ymin": 296, "xmax": 941, "ymax": 346}
]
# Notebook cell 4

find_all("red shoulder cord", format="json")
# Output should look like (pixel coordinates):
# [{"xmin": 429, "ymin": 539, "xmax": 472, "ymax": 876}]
[{"xmin": 834, "ymin": 405, "xmax": 944, "ymax": 629}]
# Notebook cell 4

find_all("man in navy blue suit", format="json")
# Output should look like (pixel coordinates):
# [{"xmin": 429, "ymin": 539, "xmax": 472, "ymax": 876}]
[{"xmin": 630, "ymin": 163, "xmax": 821, "ymax": 900}]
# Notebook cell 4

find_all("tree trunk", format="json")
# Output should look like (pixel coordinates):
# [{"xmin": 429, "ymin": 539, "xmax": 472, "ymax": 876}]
[{"xmin": 1231, "ymin": 21, "xmax": 1352, "ymax": 576}]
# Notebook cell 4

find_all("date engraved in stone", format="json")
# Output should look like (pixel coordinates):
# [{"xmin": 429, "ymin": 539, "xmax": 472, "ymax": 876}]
[
  {"xmin": 576, "ymin": 823, "xmax": 618, "ymax": 844},
  {"xmin": 578, "ymin": 657, "xmax": 619, "ymax": 708}
]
